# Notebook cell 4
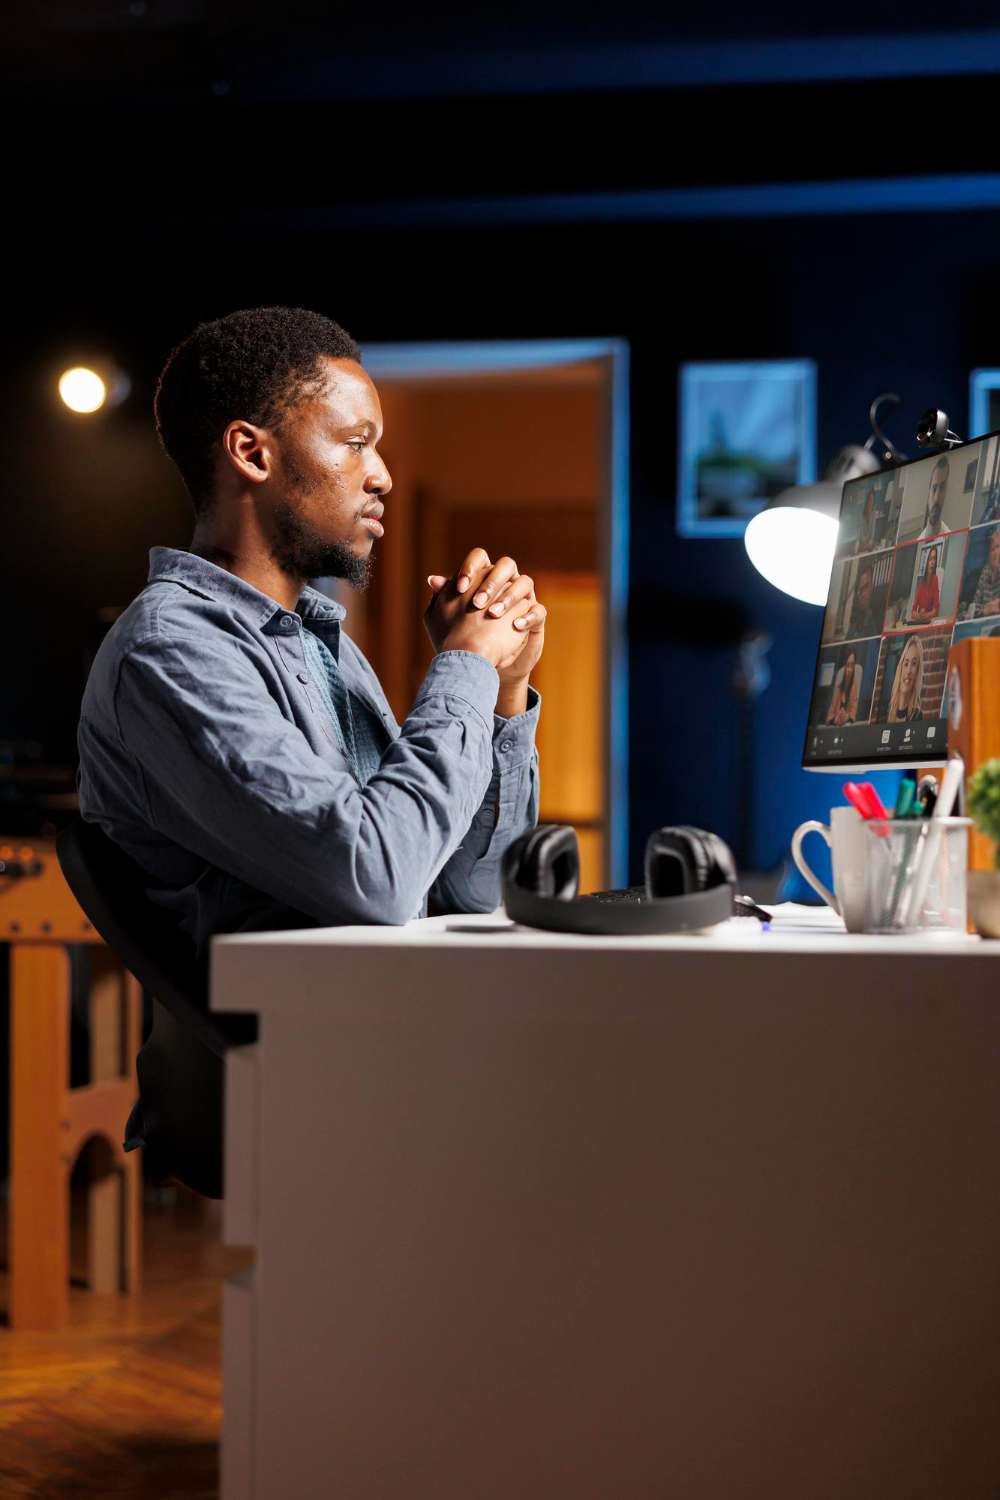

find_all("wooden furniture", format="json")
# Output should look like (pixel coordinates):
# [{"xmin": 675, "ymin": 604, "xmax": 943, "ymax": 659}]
[
  {"xmin": 531, "ymin": 570, "xmax": 604, "ymax": 889},
  {"xmin": 214, "ymin": 909, "xmax": 1000, "ymax": 1500},
  {"xmin": 946, "ymin": 635, "xmax": 1000, "ymax": 869},
  {"xmin": 1, "ymin": 838, "xmax": 142, "ymax": 1329}
]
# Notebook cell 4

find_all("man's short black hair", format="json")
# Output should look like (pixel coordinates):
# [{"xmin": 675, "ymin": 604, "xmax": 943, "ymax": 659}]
[{"xmin": 154, "ymin": 306, "xmax": 362, "ymax": 512}]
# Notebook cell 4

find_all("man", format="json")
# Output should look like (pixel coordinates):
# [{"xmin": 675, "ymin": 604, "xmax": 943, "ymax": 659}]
[
  {"xmin": 77, "ymin": 307, "xmax": 546, "ymax": 956},
  {"xmin": 849, "ymin": 561, "xmax": 882, "ymax": 638},
  {"xmin": 916, "ymin": 457, "xmax": 949, "ymax": 541},
  {"xmin": 971, "ymin": 524, "xmax": 1000, "ymax": 618}
]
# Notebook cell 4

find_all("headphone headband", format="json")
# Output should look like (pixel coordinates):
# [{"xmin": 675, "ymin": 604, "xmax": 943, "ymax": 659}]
[{"xmin": 502, "ymin": 824, "xmax": 737, "ymax": 936}]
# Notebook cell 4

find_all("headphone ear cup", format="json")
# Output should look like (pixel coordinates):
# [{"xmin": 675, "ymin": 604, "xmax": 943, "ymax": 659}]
[
  {"xmin": 644, "ymin": 826, "xmax": 738, "ymax": 898},
  {"xmin": 698, "ymin": 830, "xmax": 738, "ymax": 889},
  {"xmin": 643, "ymin": 827, "xmax": 701, "ymax": 898},
  {"xmin": 502, "ymin": 825, "xmax": 580, "ymax": 901}
]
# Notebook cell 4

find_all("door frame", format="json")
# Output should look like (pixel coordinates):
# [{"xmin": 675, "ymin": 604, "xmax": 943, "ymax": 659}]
[{"xmin": 364, "ymin": 338, "xmax": 630, "ymax": 886}]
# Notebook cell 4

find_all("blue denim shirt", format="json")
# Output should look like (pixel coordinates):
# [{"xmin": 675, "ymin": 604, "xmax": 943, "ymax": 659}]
[{"xmin": 77, "ymin": 547, "xmax": 540, "ymax": 955}]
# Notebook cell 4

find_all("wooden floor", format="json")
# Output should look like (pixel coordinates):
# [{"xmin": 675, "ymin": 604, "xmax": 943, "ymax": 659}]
[{"xmin": 0, "ymin": 1185, "xmax": 249, "ymax": 1500}]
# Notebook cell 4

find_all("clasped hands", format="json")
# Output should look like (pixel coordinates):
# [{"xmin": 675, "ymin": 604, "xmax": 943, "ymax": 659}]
[{"xmin": 424, "ymin": 547, "xmax": 547, "ymax": 691}]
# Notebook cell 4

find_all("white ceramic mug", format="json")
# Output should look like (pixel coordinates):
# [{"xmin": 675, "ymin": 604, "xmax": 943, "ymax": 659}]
[{"xmin": 791, "ymin": 806, "xmax": 868, "ymax": 931}]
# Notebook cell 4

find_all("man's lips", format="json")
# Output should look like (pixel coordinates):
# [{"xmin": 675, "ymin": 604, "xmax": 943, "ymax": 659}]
[{"xmin": 360, "ymin": 501, "xmax": 384, "ymax": 538}]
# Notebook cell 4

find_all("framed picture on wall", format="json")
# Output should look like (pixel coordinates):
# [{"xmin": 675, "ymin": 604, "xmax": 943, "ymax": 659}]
[
  {"xmin": 677, "ymin": 359, "xmax": 816, "ymax": 538},
  {"xmin": 970, "ymin": 369, "xmax": 1000, "ymax": 439}
]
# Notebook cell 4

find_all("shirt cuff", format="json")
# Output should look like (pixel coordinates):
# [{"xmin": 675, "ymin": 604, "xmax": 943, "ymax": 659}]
[
  {"xmin": 417, "ymin": 650, "xmax": 500, "ymax": 733},
  {"xmin": 492, "ymin": 685, "xmax": 540, "ymax": 769}
]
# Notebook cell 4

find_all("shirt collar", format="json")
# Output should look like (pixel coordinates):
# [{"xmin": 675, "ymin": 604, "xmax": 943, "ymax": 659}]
[{"xmin": 147, "ymin": 546, "xmax": 348, "ymax": 629}]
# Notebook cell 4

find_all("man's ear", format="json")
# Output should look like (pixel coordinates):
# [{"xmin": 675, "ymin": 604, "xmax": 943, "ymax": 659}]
[{"xmin": 222, "ymin": 420, "xmax": 270, "ymax": 485}]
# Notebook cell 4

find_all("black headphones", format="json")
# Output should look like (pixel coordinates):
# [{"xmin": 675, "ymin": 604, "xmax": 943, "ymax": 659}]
[{"xmin": 502, "ymin": 824, "xmax": 738, "ymax": 936}]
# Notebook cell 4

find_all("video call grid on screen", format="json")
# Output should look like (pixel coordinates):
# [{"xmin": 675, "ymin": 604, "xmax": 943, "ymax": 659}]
[{"xmin": 803, "ymin": 426, "xmax": 1000, "ymax": 771}]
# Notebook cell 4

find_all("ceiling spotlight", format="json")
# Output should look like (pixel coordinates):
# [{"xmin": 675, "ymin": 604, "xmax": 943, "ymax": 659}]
[
  {"xmin": 59, "ymin": 367, "xmax": 107, "ymax": 413},
  {"xmin": 57, "ymin": 363, "xmax": 131, "ymax": 414}
]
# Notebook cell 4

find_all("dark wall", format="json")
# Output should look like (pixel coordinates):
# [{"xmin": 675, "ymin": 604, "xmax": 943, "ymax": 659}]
[{"xmin": 5, "ymin": 199, "xmax": 999, "ymax": 875}]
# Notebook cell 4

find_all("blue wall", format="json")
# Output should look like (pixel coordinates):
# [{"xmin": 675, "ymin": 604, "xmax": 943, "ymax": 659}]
[
  {"xmin": 622, "ymin": 207, "xmax": 999, "ymax": 878},
  {"xmin": 4, "ymin": 195, "xmax": 999, "ymax": 883}
]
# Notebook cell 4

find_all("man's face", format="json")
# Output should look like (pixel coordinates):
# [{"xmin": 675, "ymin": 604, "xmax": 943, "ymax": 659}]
[
  {"xmin": 856, "ymin": 568, "xmax": 873, "ymax": 614},
  {"xmin": 989, "ymin": 530, "xmax": 1000, "ymax": 572},
  {"xmin": 268, "ymin": 358, "xmax": 392, "ymax": 586},
  {"xmin": 926, "ymin": 467, "xmax": 947, "ymax": 531}
]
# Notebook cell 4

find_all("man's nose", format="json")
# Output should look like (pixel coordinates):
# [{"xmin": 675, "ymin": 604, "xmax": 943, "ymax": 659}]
[{"xmin": 365, "ymin": 454, "xmax": 392, "ymax": 497}]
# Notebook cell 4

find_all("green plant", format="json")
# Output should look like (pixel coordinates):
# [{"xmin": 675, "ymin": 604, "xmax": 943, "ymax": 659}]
[{"xmin": 968, "ymin": 758, "xmax": 1000, "ymax": 871}]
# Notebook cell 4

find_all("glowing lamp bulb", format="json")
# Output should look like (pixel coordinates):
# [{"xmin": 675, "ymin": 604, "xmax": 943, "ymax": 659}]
[
  {"xmin": 744, "ymin": 506, "xmax": 838, "ymax": 606},
  {"xmin": 58, "ymin": 367, "xmax": 107, "ymax": 413}
]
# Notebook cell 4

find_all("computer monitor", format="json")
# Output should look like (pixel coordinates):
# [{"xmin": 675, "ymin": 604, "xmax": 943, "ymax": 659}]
[{"xmin": 802, "ymin": 426, "xmax": 1000, "ymax": 771}]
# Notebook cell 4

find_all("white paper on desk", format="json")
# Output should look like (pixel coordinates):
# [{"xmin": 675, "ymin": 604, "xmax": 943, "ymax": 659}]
[{"xmin": 722, "ymin": 901, "xmax": 844, "ymax": 935}]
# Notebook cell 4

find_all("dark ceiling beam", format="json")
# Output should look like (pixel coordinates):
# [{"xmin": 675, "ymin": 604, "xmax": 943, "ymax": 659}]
[
  {"xmin": 7, "ymin": 67, "xmax": 995, "ymax": 226},
  {"xmin": 8, "ymin": 6, "xmax": 1000, "ymax": 110},
  {"xmin": 256, "ymin": 26, "xmax": 1000, "ymax": 104}
]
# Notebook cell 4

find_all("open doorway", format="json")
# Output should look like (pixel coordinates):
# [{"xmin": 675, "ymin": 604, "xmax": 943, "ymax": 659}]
[{"xmin": 346, "ymin": 340, "xmax": 628, "ymax": 891}]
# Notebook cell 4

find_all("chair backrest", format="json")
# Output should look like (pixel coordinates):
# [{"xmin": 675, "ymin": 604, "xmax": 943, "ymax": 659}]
[{"xmin": 56, "ymin": 818, "xmax": 256, "ymax": 1053}]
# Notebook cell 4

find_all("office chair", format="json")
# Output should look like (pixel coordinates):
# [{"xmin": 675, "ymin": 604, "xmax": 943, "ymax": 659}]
[{"xmin": 56, "ymin": 818, "xmax": 257, "ymax": 1199}]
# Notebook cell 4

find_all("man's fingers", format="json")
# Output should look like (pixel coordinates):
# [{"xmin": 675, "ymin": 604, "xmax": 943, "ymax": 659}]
[
  {"xmin": 471, "ymin": 556, "xmax": 519, "ymax": 610},
  {"xmin": 487, "ymin": 573, "xmax": 534, "ymax": 617},
  {"xmin": 457, "ymin": 548, "xmax": 491, "ymax": 594},
  {"xmin": 512, "ymin": 600, "xmax": 547, "ymax": 631},
  {"xmin": 427, "ymin": 575, "xmax": 448, "ymax": 593}
]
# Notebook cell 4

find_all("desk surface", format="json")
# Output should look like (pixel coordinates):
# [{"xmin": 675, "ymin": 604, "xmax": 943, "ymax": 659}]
[
  {"xmin": 214, "ymin": 899, "xmax": 1000, "ymax": 1500},
  {"xmin": 211, "ymin": 903, "xmax": 996, "ymax": 1013},
  {"xmin": 209, "ymin": 900, "xmax": 995, "ymax": 1020}
]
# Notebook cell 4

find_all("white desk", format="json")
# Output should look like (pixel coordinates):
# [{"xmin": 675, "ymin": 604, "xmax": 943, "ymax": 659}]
[{"xmin": 213, "ymin": 907, "xmax": 1000, "ymax": 1500}]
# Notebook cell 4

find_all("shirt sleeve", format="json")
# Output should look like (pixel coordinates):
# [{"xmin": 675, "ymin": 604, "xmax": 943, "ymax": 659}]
[
  {"xmin": 114, "ymin": 634, "xmax": 503, "ymax": 926},
  {"xmin": 428, "ymin": 687, "xmax": 541, "ymax": 915}
]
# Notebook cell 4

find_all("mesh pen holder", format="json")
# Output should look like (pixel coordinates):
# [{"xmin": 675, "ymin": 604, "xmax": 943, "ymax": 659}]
[{"xmin": 863, "ymin": 817, "xmax": 970, "ymax": 935}]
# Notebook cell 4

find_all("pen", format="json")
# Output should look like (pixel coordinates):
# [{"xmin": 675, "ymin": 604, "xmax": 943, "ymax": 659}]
[
  {"xmin": 916, "ymin": 774, "xmax": 938, "ymax": 817},
  {"xmin": 900, "ymin": 755, "xmax": 964, "ymax": 926}
]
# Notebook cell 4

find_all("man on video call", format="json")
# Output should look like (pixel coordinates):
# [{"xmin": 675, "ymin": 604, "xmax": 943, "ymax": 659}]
[
  {"xmin": 77, "ymin": 307, "xmax": 545, "ymax": 956},
  {"xmin": 916, "ymin": 456, "xmax": 949, "ymax": 541},
  {"xmin": 849, "ymin": 561, "xmax": 882, "ymax": 638}
]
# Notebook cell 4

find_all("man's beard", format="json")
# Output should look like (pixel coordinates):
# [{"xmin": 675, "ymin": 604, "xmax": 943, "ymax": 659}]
[{"xmin": 271, "ymin": 497, "xmax": 373, "ymax": 590}]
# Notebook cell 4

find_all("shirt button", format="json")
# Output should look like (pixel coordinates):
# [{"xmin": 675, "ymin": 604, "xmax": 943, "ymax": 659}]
[
  {"xmin": 297, "ymin": 672, "xmax": 309, "ymax": 684},
  {"xmin": 500, "ymin": 739, "xmax": 513, "ymax": 752},
  {"xmin": 279, "ymin": 615, "xmax": 295, "ymax": 630}
]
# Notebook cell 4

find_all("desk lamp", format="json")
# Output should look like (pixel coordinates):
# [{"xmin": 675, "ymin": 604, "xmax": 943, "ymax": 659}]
[{"xmin": 744, "ymin": 393, "xmax": 904, "ymax": 605}]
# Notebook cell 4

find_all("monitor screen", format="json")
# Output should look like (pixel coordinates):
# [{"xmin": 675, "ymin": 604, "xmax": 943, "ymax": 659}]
[{"xmin": 803, "ymin": 427, "xmax": 1000, "ymax": 770}]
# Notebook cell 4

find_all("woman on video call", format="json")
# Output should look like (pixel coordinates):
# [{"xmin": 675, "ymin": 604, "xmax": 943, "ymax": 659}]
[
  {"xmin": 825, "ymin": 648, "xmax": 861, "ymax": 726},
  {"xmin": 882, "ymin": 635, "xmax": 924, "ymax": 723},
  {"xmin": 910, "ymin": 544, "xmax": 940, "ymax": 622}
]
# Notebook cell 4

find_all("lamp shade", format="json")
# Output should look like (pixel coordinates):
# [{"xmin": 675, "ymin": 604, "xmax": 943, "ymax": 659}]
[{"xmin": 744, "ymin": 444, "xmax": 880, "ymax": 606}]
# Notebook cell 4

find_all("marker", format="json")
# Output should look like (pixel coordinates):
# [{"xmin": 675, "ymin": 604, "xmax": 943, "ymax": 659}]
[
  {"xmin": 894, "ymin": 780, "xmax": 916, "ymax": 820},
  {"xmin": 844, "ymin": 781, "xmax": 891, "ymax": 822}
]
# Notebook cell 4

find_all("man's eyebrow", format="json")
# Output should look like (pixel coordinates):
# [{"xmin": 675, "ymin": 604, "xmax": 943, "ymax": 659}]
[{"xmin": 339, "ymin": 417, "xmax": 379, "ymax": 436}]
